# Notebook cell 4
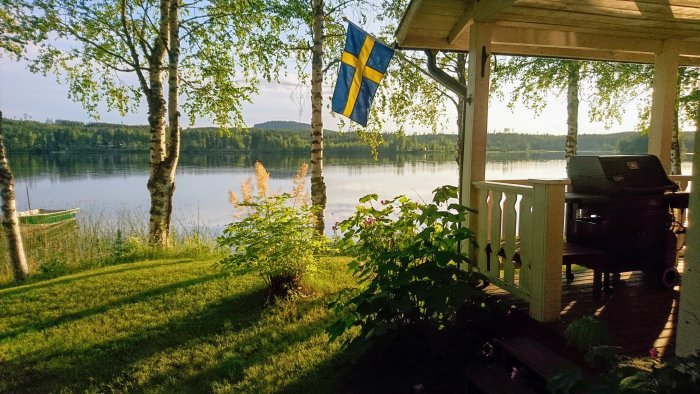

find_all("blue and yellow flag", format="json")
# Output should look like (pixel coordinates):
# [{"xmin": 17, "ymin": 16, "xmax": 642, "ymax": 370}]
[{"xmin": 331, "ymin": 22, "xmax": 394, "ymax": 126}]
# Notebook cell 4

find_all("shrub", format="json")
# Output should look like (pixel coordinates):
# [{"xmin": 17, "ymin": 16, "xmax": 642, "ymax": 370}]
[
  {"xmin": 218, "ymin": 162, "xmax": 327, "ymax": 301},
  {"xmin": 328, "ymin": 185, "xmax": 485, "ymax": 344}
]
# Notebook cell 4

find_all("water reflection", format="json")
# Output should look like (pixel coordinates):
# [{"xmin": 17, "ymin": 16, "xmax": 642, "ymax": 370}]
[{"xmin": 9, "ymin": 151, "xmax": 693, "ymax": 235}]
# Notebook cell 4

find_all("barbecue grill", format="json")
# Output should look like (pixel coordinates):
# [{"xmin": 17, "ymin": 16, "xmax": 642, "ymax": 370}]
[{"xmin": 566, "ymin": 155, "xmax": 681, "ymax": 287}]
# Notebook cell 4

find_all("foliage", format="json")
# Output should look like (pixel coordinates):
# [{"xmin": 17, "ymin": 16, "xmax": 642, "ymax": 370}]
[
  {"xmin": 218, "ymin": 162, "xmax": 327, "ymax": 299},
  {"xmin": 551, "ymin": 317, "xmax": 700, "ymax": 393},
  {"xmin": 549, "ymin": 350, "xmax": 700, "ymax": 394},
  {"xmin": 9, "ymin": 0, "xmax": 287, "ymax": 131},
  {"xmin": 564, "ymin": 316, "xmax": 610, "ymax": 353},
  {"xmin": 37, "ymin": 254, "xmax": 68, "ymax": 277},
  {"xmin": 491, "ymin": 56, "xmax": 651, "ymax": 130},
  {"xmin": 218, "ymin": 194, "xmax": 326, "ymax": 285},
  {"xmin": 612, "ymin": 352, "xmax": 700, "ymax": 393},
  {"xmin": 5, "ymin": 119, "xmax": 696, "ymax": 155},
  {"xmin": 328, "ymin": 185, "xmax": 485, "ymax": 344},
  {"xmin": 0, "ymin": 211, "xmax": 218, "ymax": 285}
]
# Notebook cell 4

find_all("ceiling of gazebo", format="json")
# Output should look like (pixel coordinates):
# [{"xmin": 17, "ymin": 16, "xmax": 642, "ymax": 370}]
[{"xmin": 396, "ymin": 0, "xmax": 700, "ymax": 65}]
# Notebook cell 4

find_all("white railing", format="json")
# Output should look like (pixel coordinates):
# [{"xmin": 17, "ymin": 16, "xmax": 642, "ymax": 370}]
[
  {"xmin": 473, "ymin": 179, "xmax": 568, "ymax": 323},
  {"xmin": 670, "ymin": 174, "xmax": 693, "ymax": 230},
  {"xmin": 670, "ymin": 174, "xmax": 692, "ymax": 192}
]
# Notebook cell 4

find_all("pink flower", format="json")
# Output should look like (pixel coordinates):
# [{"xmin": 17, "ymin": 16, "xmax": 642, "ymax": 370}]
[
  {"xmin": 649, "ymin": 348, "xmax": 660, "ymax": 360},
  {"xmin": 363, "ymin": 216, "xmax": 375, "ymax": 226},
  {"xmin": 380, "ymin": 200, "xmax": 387, "ymax": 205}
]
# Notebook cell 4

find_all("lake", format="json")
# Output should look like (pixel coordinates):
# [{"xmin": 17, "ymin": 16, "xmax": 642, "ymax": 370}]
[{"xmin": 11, "ymin": 151, "xmax": 693, "ymax": 235}]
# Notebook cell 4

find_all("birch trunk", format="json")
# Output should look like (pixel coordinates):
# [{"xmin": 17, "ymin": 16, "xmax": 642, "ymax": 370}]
[
  {"xmin": 0, "ymin": 111, "xmax": 29, "ymax": 280},
  {"xmin": 670, "ymin": 69, "xmax": 683, "ymax": 175},
  {"xmin": 456, "ymin": 53, "xmax": 467, "ymax": 174},
  {"xmin": 671, "ymin": 106, "xmax": 682, "ymax": 175},
  {"xmin": 310, "ymin": 0, "xmax": 326, "ymax": 234},
  {"xmin": 565, "ymin": 62, "xmax": 580, "ymax": 165},
  {"xmin": 146, "ymin": 0, "xmax": 180, "ymax": 247}
]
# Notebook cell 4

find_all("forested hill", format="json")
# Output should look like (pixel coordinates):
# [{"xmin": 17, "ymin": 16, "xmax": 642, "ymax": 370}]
[
  {"xmin": 253, "ymin": 120, "xmax": 325, "ymax": 130},
  {"xmin": 1, "ymin": 119, "xmax": 694, "ymax": 154}
]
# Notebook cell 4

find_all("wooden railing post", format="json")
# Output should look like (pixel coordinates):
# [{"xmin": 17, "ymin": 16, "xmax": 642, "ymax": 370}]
[{"xmin": 528, "ymin": 179, "xmax": 567, "ymax": 323}]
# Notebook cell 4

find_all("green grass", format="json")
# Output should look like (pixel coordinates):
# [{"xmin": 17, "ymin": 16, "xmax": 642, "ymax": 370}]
[{"xmin": 0, "ymin": 256, "xmax": 358, "ymax": 393}]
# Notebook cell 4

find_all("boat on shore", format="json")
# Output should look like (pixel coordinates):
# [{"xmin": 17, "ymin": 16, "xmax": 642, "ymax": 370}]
[{"xmin": 17, "ymin": 208, "xmax": 80, "ymax": 226}]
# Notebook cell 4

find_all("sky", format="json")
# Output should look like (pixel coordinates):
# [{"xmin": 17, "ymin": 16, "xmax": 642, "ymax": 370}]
[{"xmin": 0, "ymin": 52, "xmax": 645, "ymax": 135}]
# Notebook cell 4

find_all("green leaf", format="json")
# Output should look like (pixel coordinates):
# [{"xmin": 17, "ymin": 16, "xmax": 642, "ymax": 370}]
[{"xmin": 358, "ymin": 193, "xmax": 378, "ymax": 203}]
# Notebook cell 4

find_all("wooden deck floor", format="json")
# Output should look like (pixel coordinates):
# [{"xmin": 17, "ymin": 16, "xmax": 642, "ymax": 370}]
[{"xmin": 485, "ymin": 261, "xmax": 684, "ymax": 358}]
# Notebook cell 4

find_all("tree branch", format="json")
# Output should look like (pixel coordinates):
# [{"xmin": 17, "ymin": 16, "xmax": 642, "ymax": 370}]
[{"xmin": 120, "ymin": 0, "xmax": 149, "ymax": 94}]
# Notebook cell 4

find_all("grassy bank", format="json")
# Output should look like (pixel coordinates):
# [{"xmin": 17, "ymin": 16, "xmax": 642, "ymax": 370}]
[
  {"xmin": 0, "ymin": 256, "xmax": 359, "ymax": 393},
  {"xmin": 0, "ymin": 213, "xmax": 218, "ymax": 285}
]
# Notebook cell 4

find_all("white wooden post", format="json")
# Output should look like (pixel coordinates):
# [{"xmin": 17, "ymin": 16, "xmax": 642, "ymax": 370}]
[
  {"xmin": 676, "ymin": 131, "xmax": 700, "ymax": 356},
  {"xmin": 648, "ymin": 40, "xmax": 679, "ymax": 171},
  {"xmin": 527, "ymin": 179, "xmax": 567, "ymax": 323},
  {"xmin": 460, "ymin": 22, "xmax": 492, "ymax": 258}
]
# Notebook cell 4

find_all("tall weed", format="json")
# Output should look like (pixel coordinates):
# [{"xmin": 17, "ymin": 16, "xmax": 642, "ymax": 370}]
[{"xmin": 0, "ymin": 208, "xmax": 219, "ymax": 285}]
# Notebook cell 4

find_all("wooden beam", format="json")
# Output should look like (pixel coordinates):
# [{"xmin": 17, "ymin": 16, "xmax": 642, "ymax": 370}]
[
  {"xmin": 492, "ymin": 43, "xmax": 657, "ymax": 63},
  {"xmin": 396, "ymin": 0, "xmax": 424, "ymax": 47},
  {"xmin": 474, "ymin": 0, "xmax": 517, "ymax": 21},
  {"xmin": 648, "ymin": 40, "xmax": 680, "ymax": 171},
  {"xmin": 400, "ymin": 34, "xmax": 467, "ymax": 51},
  {"xmin": 492, "ymin": 26, "xmax": 662, "ymax": 53},
  {"xmin": 677, "ymin": 40, "xmax": 700, "ymax": 57},
  {"xmin": 461, "ymin": 22, "xmax": 493, "ymax": 254},
  {"xmin": 449, "ymin": 0, "xmax": 516, "ymax": 45},
  {"xmin": 518, "ymin": 0, "xmax": 700, "ymax": 18},
  {"xmin": 448, "ymin": 1, "xmax": 474, "ymax": 44}
]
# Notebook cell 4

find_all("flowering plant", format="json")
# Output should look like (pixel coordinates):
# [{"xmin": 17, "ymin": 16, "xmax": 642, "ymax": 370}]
[{"xmin": 218, "ymin": 162, "xmax": 327, "ymax": 301}]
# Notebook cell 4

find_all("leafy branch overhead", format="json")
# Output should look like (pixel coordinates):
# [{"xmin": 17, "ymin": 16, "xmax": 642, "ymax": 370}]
[{"xmin": 14, "ymin": 0, "xmax": 289, "ymax": 131}]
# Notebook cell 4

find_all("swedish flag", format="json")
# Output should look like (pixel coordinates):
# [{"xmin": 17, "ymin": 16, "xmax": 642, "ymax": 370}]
[{"xmin": 331, "ymin": 22, "xmax": 394, "ymax": 127}]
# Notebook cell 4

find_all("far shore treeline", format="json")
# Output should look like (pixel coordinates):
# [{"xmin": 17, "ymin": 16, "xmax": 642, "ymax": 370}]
[{"xmin": 3, "ymin": 119, "xmax": 695, "ymax": 155}]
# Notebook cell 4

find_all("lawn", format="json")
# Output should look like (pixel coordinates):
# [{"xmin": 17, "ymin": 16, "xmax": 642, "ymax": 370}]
[{"xmin": 0, "ymin": 256, "xmax": 359, "ymax": 393}]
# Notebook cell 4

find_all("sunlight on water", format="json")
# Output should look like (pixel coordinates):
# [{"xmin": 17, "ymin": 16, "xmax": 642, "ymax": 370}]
[{"xmin": 11, "ymin": 152, "xmax": 694, "ymax": 235}]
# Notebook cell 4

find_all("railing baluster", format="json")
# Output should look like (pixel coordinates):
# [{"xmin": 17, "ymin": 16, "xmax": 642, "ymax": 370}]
[
  {"xmin": 503, "ymin": 191, "xmax": 517, "ymax": 283},
  {"xmin": 489, "ymin": 191, "xmax": 503, "ymax": 278},
  {"xmin": 518, "ymin": 195, "xmax": 533, "ymax": 291},
  {"xmin": 476, "ymin": 188, "xmax": 490, "ymax": 273}
]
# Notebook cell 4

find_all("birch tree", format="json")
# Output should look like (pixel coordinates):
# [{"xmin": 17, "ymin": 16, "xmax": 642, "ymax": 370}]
[
  {"xmin": 13, "ymin": 0, "xmax": 286, "ymax": 246},
  {"xmin": 491, "ymin": 57, "xmax": 651, "ymax": 163},
  {"xmin": 0, "ymin": 111, "xmax": 29, "ymax": 281},
  {"xmin": 310, "ymin": 0, "xmax": 327, "ymax": 234},
  {"xmin": 272, "ymin": 0, "xmax": 369, "ymax": 234}
]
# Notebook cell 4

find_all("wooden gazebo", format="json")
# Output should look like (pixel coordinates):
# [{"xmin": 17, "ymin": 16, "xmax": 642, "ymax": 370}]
[{"xmin": 396, "ymin": 0, "xmax": 699, "ymax": 356}]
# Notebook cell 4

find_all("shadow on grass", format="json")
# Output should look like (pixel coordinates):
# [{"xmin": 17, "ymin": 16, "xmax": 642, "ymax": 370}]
[
  {"xmin": 158, "ymin": 294, "xmax": 346, "ymax": 393},
  {"xmin": 0, "ymin": 286, "xmax": 269, "ymax": 393},
  {"xmin": 0, "ymin": 270, "xmax": 228, "ymax": 342},
  {"xmin": 0, "ymin": 259, "xmax": 193, "ymax": 295}
]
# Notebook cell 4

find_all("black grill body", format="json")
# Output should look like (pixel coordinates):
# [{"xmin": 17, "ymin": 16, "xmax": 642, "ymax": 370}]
[{"xmin": 566, "ymin": 155, "xmax": 677, "ymax": 274}]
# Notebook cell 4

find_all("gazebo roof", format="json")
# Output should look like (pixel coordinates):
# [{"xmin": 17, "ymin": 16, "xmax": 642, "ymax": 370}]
[{"xmin": 396, "ymin": 0, "xmax": 700, "ymax": 65}]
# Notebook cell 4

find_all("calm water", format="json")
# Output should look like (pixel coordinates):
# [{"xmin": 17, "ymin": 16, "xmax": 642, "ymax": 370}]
[{"xmin": 11, "ymin": 151, "xmax": 693, "ymax": 234}]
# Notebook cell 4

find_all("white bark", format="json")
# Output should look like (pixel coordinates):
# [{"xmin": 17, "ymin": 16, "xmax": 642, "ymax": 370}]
[
  {"xmin": 310, "ymin": 0, "xmax": 326, "ymax": 234},
  {"xmin": 565, "ymin": 62, "xmax": 580, "ymax": 164},
  {"xmin": 0, "ymin": 111, "xmax": 29, "ymax": 280}
]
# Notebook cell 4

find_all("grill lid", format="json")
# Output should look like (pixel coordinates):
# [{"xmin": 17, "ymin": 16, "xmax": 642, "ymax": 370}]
[{"xmin": 568, "ymin": 155, "xmax": 678, "ymax": 195}]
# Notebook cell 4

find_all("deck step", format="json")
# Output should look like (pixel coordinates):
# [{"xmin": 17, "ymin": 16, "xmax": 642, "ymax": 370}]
[
  {"xmin": 496, "ymin": 336, "xmax": 578, "ymax": 382},
  {"xmin": 464, "ymin": 363, "xmax": 538, "ymax": 394}
]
